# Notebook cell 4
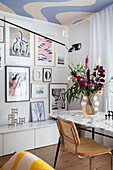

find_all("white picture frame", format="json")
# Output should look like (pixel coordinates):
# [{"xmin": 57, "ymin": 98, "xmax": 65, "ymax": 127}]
[
  {"xmin": 5, "ymin": 17, "xmax": 34, "ymax": 65},
  {"xmin": 49, "ymin": 83, "xmax": 67, "ymax": 114},
  {"xmin": 31, "ymin": 101, "xmax": 45, "ymax": 122},
  {"xmin": 35, "ymin": 34, "xmax": 55, "ymax": 67},
  {"xmin": 0, "ymin": 26, "xmax": 4, "ymax": 43},
  {"xmin": 33, "ymin": 68, "xmax": 42, "ymax": 82},
  {"xmin": 56, "ymin": 53, "xmax": 67, "ymax": 67},
  {"xmin": 32, "ymin": 83, "xmax": 48, "ymax": 98},
  {"xmin": 0, "ymin": 43, "xmax": 4, "ymax": 70}
]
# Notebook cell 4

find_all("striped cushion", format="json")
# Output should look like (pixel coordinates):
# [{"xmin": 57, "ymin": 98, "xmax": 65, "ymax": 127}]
[{"xmin": 0, "ymin": 151, "xmax": 54, "ymax": 170}]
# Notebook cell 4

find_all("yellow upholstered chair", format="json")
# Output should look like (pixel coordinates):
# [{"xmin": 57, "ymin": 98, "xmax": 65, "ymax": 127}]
[
  {"xmin": 54, "ymin": 116, "xmax": 112, "ymax": 170},
  {"xmin": 0, "ymin": 151, "xmax": 54, "ymax": 170}
]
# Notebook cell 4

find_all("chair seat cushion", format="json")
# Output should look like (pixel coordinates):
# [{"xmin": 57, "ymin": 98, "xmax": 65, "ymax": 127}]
[
  {"xmin": 0, "ymin": 151, "xmax": 54, "ymax": 170},
  {"xmin": 64, "ymin": 137, "xmax": 111, "ymax": 157}
]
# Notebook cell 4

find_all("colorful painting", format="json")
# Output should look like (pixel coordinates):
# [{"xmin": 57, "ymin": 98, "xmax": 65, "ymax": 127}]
[
  {"xmin": 35, "ymin": 35, "xmax": 55, "ymax": 66},
  {"xmin": 10, "ymin": 27, "xmax": 30, "ymax": 57},
  {"xmin": 0, "ymin": 26, "xmax": 4, "ymax": 43},
  {"xmin": 5, "ymin": 66, "xmax": 30, "ymax": 102}
]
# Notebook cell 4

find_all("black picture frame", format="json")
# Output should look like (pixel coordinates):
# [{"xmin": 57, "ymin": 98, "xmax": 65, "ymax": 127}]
[
  {"xmin": 0, "ymin": 26, "xmax": 4, "ymax": 43},
  {"xmin": 43, "ymin": 68, "xmax": 52, "ymax": 82},
  {"xmin": 5, "ymin": 66, "xmax": 30, "ymax": 102}
]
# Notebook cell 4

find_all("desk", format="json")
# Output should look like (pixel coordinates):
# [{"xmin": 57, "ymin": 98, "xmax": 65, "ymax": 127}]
[{"xmin": 50, "ymin": 110, "xmax": 113, "ymax": 140}]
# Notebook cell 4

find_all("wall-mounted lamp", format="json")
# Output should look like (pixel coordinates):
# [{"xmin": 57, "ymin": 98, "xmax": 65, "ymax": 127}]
[{"xmin": 0, "ymin": 18, "xmax": 81, "ymax": 53}]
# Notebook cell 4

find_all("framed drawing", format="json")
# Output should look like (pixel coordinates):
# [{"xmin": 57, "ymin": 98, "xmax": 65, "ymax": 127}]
[
  {"xmin": 35, "ymin": 34, "xmax": 55, "ymax": 67},
  {"xmin": 43, "ymin": 68, "xmax": 52, "ymax": 82},
  {"xmin": 5, "ymin": 66, "xmax": 30, "ymax": 102},
  {"xmin": 0, "ymin": 26, "xmax": 4, "ymax": 43},
  {"xmin": 32, "ymin": 83, "xmax": 48, "ymax": 98},
  {"xmin": 31, "ymin": 101, "xmax": 45, "ymax": 122},
  {"xmin": 56, "ymin": 53, "xmax": 66, "ymax": 67},
  {"xmin": 49, "ymin": 83, "xmax": 67, "ymax": 113},
  {"xmin": 33, "ymin": 68, "xmax": 42, "ymax": 82},
  {"xmin": 0, "ymin": 44, "xmax": 4, "ymax": 70},
  {"xmin": 5, "ymin": 18, "xmax": 34, "ymax": 65}
]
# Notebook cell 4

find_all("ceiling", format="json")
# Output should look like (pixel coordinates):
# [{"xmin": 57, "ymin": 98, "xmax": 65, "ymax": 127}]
[{"xmin": 0, "ymin": 0, "xmax": 113, "ymax": 26}]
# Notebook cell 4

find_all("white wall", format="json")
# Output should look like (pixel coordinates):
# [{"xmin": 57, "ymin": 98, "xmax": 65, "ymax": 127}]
[
  {"xmin": 0, "ymin": 11, "xmax": 68, "ymax": 125},
  {"xmin": 68, "ymin": 19, "xmax": 90, "ymax": 110}
]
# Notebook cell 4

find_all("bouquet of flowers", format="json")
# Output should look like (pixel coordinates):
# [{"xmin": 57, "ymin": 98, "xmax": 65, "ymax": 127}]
[{"xmin": 65, "ymin": 56, "xmax": 113, "ymax": 114}]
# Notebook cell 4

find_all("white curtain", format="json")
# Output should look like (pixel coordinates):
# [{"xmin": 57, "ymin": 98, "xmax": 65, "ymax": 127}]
[{"xmin": 90, "ymin": 7, "xmax": 113, "ymax": 112}]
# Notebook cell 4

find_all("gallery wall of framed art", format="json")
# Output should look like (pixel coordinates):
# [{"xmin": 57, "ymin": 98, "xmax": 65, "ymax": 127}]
[{"xmin": 0, "ymin": 11, "xmax": 68, "ymax": 125}]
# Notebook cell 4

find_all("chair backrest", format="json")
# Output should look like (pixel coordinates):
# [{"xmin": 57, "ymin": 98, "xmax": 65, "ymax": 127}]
[{"xmin": 57, "ymin": 116, "xmax": 80, "ymax": 145}]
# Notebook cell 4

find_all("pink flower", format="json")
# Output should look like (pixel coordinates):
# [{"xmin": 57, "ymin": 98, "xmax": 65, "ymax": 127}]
[
  {"xmin": 74, "ymin": 77, "xmax": 77, "ymax": 81},
  {"xmin": 69, "ymin": 78, "xmax": 72, "ymax": 82},
  {"xmin": 111, "ymin": 76, "xmax": 113, "ymax": 80},
  {"xmin": 97, "ymin": 90, "xmax": 103, "ymax": 95}
]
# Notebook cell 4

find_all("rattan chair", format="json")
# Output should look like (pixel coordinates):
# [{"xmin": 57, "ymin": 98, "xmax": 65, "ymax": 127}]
[{"xmin": 54, "ymin": 116, "xmax": 112, "ymax": 170}]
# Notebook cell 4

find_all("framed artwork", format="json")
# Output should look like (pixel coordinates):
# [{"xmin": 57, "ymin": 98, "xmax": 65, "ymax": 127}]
[
  {"xmin": 5, "ymin": 66, "xmax": 30, "ymax": 102},
  {"xmin": 31, "ymin": 101, "xmax": 45, "ymax": 122},
  {"xmin": 33, "ymin": 68, "xmax": 42, "ymax": 82},
  {"xmin": 56, "ymin": 53, "xmax": 67, "ymax": 67},
  {"xmin": 0, "ymin": 44, "xmax": 4, "ymax": 70},
  {"xmin": 0, "ymin": 26, "xmax": 4, "ymax": 43},
  {"xmin": 43, "ymin": 68, "xmax": 52, "ymax": 82},
  {"xmin": 5, "ymin": 19, "xmax": 34, "ymax": 65},
  {"xmin": 35, "ymin": 34, "xmax": 55, "ymax": 67},
  {"xmin": 32, "ymin": 83, "xmax": 48, "ymax": 98},
  {"xmin": 49, "ymin": 83, "xmax": 67, "ymax": 113}
]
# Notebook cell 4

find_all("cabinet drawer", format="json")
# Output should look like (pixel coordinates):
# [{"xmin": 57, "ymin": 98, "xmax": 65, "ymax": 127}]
[
  {"xmin": 0, "ymin": 134, "xmax": 3, "ymax": 156},
  {"xmin": 4, "ymin": 129, "xmax": 34, "ymax": 155}
]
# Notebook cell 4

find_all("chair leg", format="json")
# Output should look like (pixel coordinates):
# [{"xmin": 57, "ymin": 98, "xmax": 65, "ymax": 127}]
[
  {"xmin": 89, "ymin": 157, "xmax": 92, "ymax": 170},
  {"xmin": 54, "ymin": 137, "xmax": 61, "ymax": 169},
  {"xmin": 109, "ymin": 152, "xmax": 112, "ymax": 170}
]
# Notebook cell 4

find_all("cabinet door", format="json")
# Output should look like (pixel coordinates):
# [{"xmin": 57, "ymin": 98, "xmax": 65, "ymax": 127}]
[
  {"xmin": 4, "ymin": 129, "xmax": 34, "ymax": 155},
  {"xmin": 35, "ymin": 125, "xmax": 59, "ymax": 148},
  {"xmin": 0, "ymin": 134, "xmax": 3, "ymax": 156}
]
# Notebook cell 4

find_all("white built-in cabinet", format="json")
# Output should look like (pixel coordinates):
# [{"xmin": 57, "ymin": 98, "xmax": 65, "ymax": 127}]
[{"xmin": 0, "ymin": 120, "xmax": 59, "ymax": 156}]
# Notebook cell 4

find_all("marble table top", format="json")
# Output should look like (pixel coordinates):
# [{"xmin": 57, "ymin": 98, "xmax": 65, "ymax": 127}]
[{"xmin": 50, "ymin": 110, "xmax": 113, "ymax": 133}]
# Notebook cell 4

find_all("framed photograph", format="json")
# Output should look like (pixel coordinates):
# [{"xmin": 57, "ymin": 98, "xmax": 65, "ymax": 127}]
[
  {"xmin": 56, "ymin": 53, "xmax": 67, "ymax": 67},
  {"xmin": 32, "ymin": 83, "xmax": 48, "ymax": 98},
  {"xmin": 43, "ymin": 68, "xmax": 52, "ymax": 82},
  {"xmin": 49, "ymin": 83, "xmax": 67, "ymax": 113},
  {"xmin": 35, "ymin": 34, "xmax": 55, "ymax": 67},
  {"xmin": 31, "ymin": 101, "xmax": 45, "ymax": 122},
  {"xmin": 33, "ymin": 68, "xmax": 42, "ymax": 82},
  {"xmin": 5, "ymin": 66, "xmax": 30, "ymax": 102},
  {"xmin": 5, "ymin": 18, "xmax": 34, "ymax": 65},
  {"xmin": 0, "ymin": 43, "xmax": 4, "ymax": 70},
  {"xmin": 0, "ymin": 26, "xmax": 4, "ymax": 43}
]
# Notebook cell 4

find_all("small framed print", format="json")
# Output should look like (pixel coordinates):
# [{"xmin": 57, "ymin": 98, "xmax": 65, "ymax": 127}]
[
  {"xmin": 32, "ymin": 83, "xmax": 48, "ymax": 98},
  {"xmin": 5, "ymin": 66, "xmax": 30, "ymax": 102},
  {"xmin": 49, "ymin": 83, "xmax": 67, "ymax": 114},
  {"xmin": 31, "ymin": 101, "xmax": 45, "ymax": 122},
  {"xmin": 0, "ymin": 43, "xmax": 4, "ymax": 70},
  {"xmin": 43, "ymin": 68, "xmax": 52, "ymax": 82},
  {"xmin": 35, "ymin": 34, "xmax": 55, "ymax": 67},
  {"xmin": 33, "ymin": 68, "xmax": 42, "ymax": 82},
  {"xmin": 56, "ymin": 53, "xmax": 66, "ymax": 67},
  {"xmin": 0, "ymin": 26, "xmax": 4, "ymax": 43}
]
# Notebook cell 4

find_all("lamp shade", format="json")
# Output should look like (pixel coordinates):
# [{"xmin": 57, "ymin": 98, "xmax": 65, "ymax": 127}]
[{"xmin": 68, "ymin": 43, "xmax": 82, "ymax": 52}]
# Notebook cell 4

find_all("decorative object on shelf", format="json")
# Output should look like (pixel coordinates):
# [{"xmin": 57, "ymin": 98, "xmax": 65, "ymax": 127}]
[
  {"xmin": 49, "ymin": 83, "xmax": 67, "ymax": 114},
  {"xmin": 105, "ymin": 110, "xmax": 113, "ymax": 120},
  {"xmin": 31, "ymin": 83, "xmax": 48, "ymax": 98},
  {"xmin": 0, "ymin": 43, "xmax": 4, "ymax": 70},
  {"xmin": 0, "ymin": 26, "xmax": 4, "ymax": 43},
  {"xmin": 8, "ymin": 108, "xmax": 25, "ymax": 127},
  {"xmin": 5, "ymin": 66, "xmax": 30, "ymax": 102},
  {"xmin": 33, "ymin": 68, "xmax": 42, "ymax": 82},
  {"xmin": 5, "ymin": 18, "xmax": 34, "ymax": 65},
  {"xmin": 43, "ymin": 68, "xmax": 52, "ymax": 82},
  {"xmin": 56, "ymin": 53, "xmax": 66, "ymax": 67},
  {"xmin": 35, "ymin": 34, "xmax": 55, "ymax": 67},
  {"xmin": 31, "ymin": 101, "xmax": 45, "ymax": 122},
  {"xmin": 65, "ymin": 57, "xmax": 113, "ymax": 115}
]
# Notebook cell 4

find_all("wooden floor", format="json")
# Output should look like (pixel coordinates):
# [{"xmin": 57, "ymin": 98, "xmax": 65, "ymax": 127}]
[{"xmin": 0, "ymin": 144, "xmax": 112, "ymax": 170}]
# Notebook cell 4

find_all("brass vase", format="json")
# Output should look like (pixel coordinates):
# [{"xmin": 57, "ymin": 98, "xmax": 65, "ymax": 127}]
[{"xmin": 81, "ymin": 95, "xmax": 99, "ymax": 115}]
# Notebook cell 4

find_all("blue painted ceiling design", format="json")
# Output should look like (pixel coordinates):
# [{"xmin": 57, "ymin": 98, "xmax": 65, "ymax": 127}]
[{"xmin": 0, "ymin": 0, "xmax": 113, "ymax": 26}]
